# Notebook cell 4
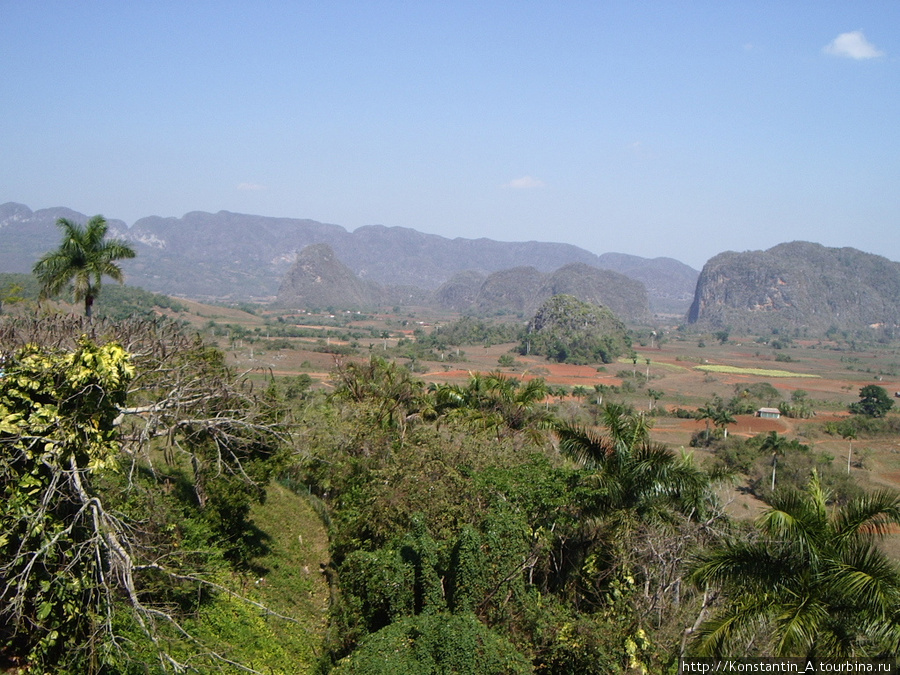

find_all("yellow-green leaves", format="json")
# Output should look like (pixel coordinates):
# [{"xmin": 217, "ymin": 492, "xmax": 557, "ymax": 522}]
[{"xmin": 0, "ymin": 336, "xmax": 134, "ymax": 668}]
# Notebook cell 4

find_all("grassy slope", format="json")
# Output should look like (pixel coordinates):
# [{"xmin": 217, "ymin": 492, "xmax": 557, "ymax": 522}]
[{"xmin": 245, "ymin": 481, "xmax": 331, "ymax": 673}]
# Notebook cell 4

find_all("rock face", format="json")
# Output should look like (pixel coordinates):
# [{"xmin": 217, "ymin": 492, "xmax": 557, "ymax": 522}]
[
  {"xmin": 474, "ymin": 267, "xmax": 546, "ymax": 314},
  {"xmin": 277, "ymin": 246, "xmax": 653, "ymax": 322},
  {"xmin": 597, "ymin": 253, "xmax": 698, "ymax": 315},
  {"xmin": 436, "ymin": 262, "xmax": 651, "ymax": 324},
  {"xmin": 522, "ymin": 294, "xmax": 631, "ymax": 364},
  {"xmin": 0, "ymin": 203, "xmax": 128, "ymax": 274},
  {"xmin": 687, "ymin": 242, "xmax": 900, "ymax": 334},
  {"xmin": 275, "ymin": 244, "xmax": 381, "ymax": 309},
  {"xmin": 432, "ymin": 270, "xmax": 487, "ymax": 311}
]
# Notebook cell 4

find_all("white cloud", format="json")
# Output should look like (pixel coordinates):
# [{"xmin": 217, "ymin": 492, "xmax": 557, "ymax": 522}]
[
  {"xmin": 823, "ymin": 30, "xmax": 884, "ymax": 60},
  {"xmin": 504, "ymin": 176, "xmax": 545, "ymax": 189},
  {"xmin": 237, "ymin": 182, "xmax": 267, "ymax": 191}
]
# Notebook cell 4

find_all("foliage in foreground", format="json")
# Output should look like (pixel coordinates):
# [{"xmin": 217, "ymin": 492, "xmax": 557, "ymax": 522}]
[
  {"xmin": 0, "ymin": 315, "xmax": 293, "ymax": 673},
  {"xmin": 294, "ymin": 362, "xmax": 726, "ymax": 673},
  {"xmin": 689, "ymin": 472, "xmax": 900, "ymax": 658},
  {"xmin": 330, "ymin": 613, "xmax": 532, "ymax": 675}
]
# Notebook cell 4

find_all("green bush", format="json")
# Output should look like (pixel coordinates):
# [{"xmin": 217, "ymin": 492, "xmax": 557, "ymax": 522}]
[{"xmin": 330, "ymin": 613, "xmax": 532, "ymax": 675}]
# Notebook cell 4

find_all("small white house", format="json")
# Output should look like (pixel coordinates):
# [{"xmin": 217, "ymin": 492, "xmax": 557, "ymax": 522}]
[{"xmin": 756, "ymin": 407, "xmax": 781, "ymax": 419}]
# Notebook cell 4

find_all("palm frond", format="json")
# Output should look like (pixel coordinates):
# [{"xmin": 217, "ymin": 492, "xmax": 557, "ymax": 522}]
[
  {"xmin": 554, "ymin": 422, "xmax": 612, "ymax": 469},
  {"xmin": 832, "ymin": 489, "xmax": 900, "ymax": 542}
]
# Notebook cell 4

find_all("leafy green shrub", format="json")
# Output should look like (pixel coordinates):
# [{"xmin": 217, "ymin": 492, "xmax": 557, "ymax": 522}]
[
  {"xmin": 330, "ymin": 612, "xmax": 532, "ymax": 675},
  {"xmin": 339, "ymin": 548, "xmax": 415, "ymax": 634}
]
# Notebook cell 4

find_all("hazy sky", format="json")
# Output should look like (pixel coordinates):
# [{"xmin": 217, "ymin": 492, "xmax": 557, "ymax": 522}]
[{"xmin": 2, "ymin": 2, "xmax": 898, "ymax": 269}]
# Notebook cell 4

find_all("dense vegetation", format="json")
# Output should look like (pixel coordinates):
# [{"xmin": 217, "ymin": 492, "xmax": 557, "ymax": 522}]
[
  {"xmin": 3, "ymin": 307, "xmax": 900, "ymax": 672},
  {"xmin": 1, "ymin": 316, "xmax": 294, "ymax": 673},
  {"xmin": 0, "ymin": 272, "xmax": 186, "ymax": 320}
]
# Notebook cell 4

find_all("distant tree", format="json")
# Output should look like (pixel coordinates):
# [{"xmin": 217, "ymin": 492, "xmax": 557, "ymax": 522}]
[
  {"xmin": 695, "ymin": 404, "xmax": 718, "ymax": 444},
  {"xmin": 713, "ymin": 329, "xmax": 730, "ymax": 345},
  {"xmin": 711, "ymin": 408, "xmax": 736, "ymax": 439},
  {"xmin": 848, "ymin": 385, "xmax": 894, "ymax": 418},
  {"xmin": 759, "ymin": 431, "xmax": 789, "ymax": 492},
  {"xmin": 32, "ymin": 216, "xmax": 136, "ymax": 318}
]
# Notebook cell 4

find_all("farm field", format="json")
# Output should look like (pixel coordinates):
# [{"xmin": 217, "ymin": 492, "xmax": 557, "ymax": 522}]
[{"xmin": 174, "ymin": 301, "xmax": 900, "ymax": 510}]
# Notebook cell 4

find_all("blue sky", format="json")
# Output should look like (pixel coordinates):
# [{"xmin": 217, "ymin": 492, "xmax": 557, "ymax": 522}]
[{"xmin": 2, "ymin": 1, "xmax": 898, "ymax": 269}]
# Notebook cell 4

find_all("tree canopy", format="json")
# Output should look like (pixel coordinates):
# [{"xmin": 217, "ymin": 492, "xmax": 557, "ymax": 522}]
[
  {"xmin": 849, "ymin": 385, "xmax": 895, "ymax": 418},
  {"xmin": 689, "ymin": 472, "xmax": 900, "ymax": 657}
]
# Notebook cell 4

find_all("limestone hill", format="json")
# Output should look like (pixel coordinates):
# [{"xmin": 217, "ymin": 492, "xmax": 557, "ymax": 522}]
[{"xmin": 687, "ymin": 241, "xmax": 900, "ymax": 335}]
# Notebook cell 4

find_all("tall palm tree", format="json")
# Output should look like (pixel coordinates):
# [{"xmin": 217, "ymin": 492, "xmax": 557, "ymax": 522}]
[
  {"xmin": 759, "ymin": 431, "xmax": 789, "ymax": 492},
  {"xmin": 32, "ymin": 216, "xmax": 136, "ymax": 318},
  {"xmin": 555, "ymin": 403, "xmax": 716, "ymax": 522},
  {"xmin": 711, "ymin": 409, "xmax": 736, "ymax": 439},
  {"xmin": 688, "ymin": 471, "xmax": 900, "ymax": 657}
]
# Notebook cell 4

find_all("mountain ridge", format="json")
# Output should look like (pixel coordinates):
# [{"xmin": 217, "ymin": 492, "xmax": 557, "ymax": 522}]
[{"xmin": 0, "ymin": 202, "xmax": 697, "ymax": 312}]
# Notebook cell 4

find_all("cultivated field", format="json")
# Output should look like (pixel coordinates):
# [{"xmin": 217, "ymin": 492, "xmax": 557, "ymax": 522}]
[{"xmin": 159, "ymin": 299, "xmax": 900, "ymax": 541}]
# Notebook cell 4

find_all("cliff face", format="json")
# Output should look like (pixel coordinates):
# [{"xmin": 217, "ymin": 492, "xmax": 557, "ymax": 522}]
[
  {"xmin": 276, "ymin": 246, "xmax": 653, "ymax": 323},
  {"xmin": 275, "ymin": 244, "xmax": 381, "ymax": 309},
  {"xmin": 435, "ymin": 263, "xmax": 651, "ymax": 323},
  {"xmin": 523, "ymin": 294, "xmax": 631, "ymax": 364},
  {"xmin": 474, "ymin": 267, "xmax": 546, "ymax": 314},
  {"xmin": 432, "ymin": 270, "xmax": 487, "ymax": 311},
  {"xmin": 688, "ymin": 242, "xmax": 900, "ymax": 333}
]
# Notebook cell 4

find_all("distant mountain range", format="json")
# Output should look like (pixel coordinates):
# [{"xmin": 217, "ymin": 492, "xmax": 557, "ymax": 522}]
[
  {"xmin": 276, "ymin": 246, "xmax": 652, "ymax": 323},
  {"xmin": 688, "ymin": 242, "xmax": 900, "ymax": 334},
  {"xmin": 0, "ymin": 203, "xmax": 697, "ymax": 314},
  {"xmin": 6, "ymin": 203, "xmax": 897, "ymax": 334}
]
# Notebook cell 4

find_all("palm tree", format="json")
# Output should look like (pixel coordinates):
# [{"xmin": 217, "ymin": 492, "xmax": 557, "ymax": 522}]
[
  {"xmin": 647, "ymin": 388, "xmax": 664, "ymax": 412},
  {"xmin": 32, "ymin": 216, "xmax": 136, "ymax": 318},
  {"xmin": 759, "ymin": 431, "xmax": 789, "ymax": 492},
  {"xmin": 688, "ymin": 471, "xmax": 900, "ymax": 657},
  {"xmin": 555, "ymin": 403, "xmax": 716, "ymax": 522},
  {"xmin": 695, "ymin": 404, "xmax": 718, "ymax": 444},
  {"xmin": 331, "ymin": 356, "xmax": 424, "ymax": 433},
  {"xmin": 711, "ymin": 409, "xmax": 736, "ymax": 439},
  {"xmin": 429, "ymin": 371, "xmax": 550, "ymax": 438}
]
